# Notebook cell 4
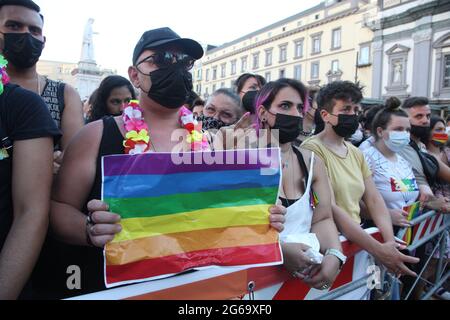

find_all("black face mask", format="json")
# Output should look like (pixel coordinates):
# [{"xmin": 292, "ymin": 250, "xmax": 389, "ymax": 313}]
[
  {"xmin": 198, "ymin": 115, "xmax": 228, "ymax": 131},
  {"xmin": 331, "ymin": 114, "xmax": 359, "ymax": 138},
  {"xmin": 270, "ymin": 113, "xmax": 303, "ymax": 145},
  {"xmin": 410, "ymin": 125, "xmax": 430, "ymax": 141},
  {"xmin": 2, "ymin": 33, "xmax": 44, "ymax": 69},
  {"xmin": 140, "ymin": 65, "xmax": 192, "ymax": 109}
]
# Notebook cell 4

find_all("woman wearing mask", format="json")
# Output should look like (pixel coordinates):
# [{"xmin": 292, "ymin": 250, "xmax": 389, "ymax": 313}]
[
  {"xmin": 302, "ymin": 81, "xmax": 419, "ymax": 278},
  {"xmin": 235, "ymin": 73, "xmax": 266, "ymax": 99},
  {"xmin": 199, "ymin": 88, "xmax": 245, "ymax": 131},
  {"xmin": 423, "ymin": 115, "xmax": 450, "ymax": 300},
  {"xmin": 87, "ymin": 76, "xmax": 136, "ymax": 123},
  {"xmin": 254, "ymin": 79, "xmax": 345, "ymax": 291},
  {"xmin": 362, "ymin": 98, "xmax": 419, "ymax": 230}
]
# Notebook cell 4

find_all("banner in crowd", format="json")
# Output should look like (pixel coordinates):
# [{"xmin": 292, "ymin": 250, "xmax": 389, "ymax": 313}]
[{"xmin": 102, "ymin": 149, "xmax": 282, "ymax": 287}]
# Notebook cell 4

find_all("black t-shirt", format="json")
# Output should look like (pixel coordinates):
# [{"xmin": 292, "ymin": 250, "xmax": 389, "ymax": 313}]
[{"xmin": 0, "ymin": 84, "xmax": 61, "ymax": 251}]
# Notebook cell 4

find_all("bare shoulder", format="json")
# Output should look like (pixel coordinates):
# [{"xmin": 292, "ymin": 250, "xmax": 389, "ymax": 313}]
[
  {"xmin": 63, "ymin": 83, "xmax": 82, "ymax": 106},
  {"xmin": 66, "ymin": 120, "xmax": 103, "ymax": 156}
]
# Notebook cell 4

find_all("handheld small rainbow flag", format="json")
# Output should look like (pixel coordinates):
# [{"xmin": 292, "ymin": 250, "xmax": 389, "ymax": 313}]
[
  {"xmin": 102, "ymin": 149, "xmax": 283, "ymax": 287},
  {"xmin": 401, "ymin": 201, "xmax": 421, "ymax": 246}
]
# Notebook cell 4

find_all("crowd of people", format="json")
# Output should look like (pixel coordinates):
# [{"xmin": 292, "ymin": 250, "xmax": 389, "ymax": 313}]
[{"xmin": 0, "ymin": 0, "xmax": 449, "ymax": 300}]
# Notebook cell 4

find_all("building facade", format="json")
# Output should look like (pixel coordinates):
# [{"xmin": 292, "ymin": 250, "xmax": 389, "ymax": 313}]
[
  {"xmin": 192, "ymin": 0, "xmax": 378, "ymax": 100},
  {"xmin": 36, "ymin": 60, "xmax": 78, "ymax": 87},
  {"xmin": 370, "ymin": 0, "xmax": 450, "ymax": 116}
]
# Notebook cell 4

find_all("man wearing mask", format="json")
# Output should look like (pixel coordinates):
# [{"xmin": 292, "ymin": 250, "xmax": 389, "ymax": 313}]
[
  {"xmin": 0, "ymin": 0, "xmax": 83, "ymax": 171},
  {"xmin": 302, "ymin": 81, "xmax": 419, "ymax": 278},
  {"xmin": 48, "ymin": 27, "xmax": 287, "ymax": 297},
  {"xmin": 399, "ymin": 97, "xmax": 450, "ymax": 203}
]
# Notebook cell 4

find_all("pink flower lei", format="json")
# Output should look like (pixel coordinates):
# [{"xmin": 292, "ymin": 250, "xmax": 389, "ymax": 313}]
[{"xmin": 122, "ymin": 100, "xmax": 209, "ymax": 155}]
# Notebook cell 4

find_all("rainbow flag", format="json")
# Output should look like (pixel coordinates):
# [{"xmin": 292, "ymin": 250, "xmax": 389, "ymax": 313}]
[
  {"xmin": 102, "ymin": 149, "xmax": 283, "ymax": 287},
  {"xmin": 402, "ymin": 201, "xmax": 421, "ymax": 246}
]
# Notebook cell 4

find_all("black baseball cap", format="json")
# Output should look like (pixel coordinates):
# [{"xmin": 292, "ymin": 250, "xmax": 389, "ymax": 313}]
[
  {"xmin": 133, "ymin": 27, "xmax": 204, "ymax": 65},
  {"xmin": 0, "ymin": 0, "xmax": 40, "ymax": 12}
]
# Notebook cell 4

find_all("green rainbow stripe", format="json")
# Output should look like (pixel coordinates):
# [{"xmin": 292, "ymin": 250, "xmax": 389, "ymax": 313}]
[{"xmin": 105, "ymin": 187, "xmax": 278, "ymax": 219}]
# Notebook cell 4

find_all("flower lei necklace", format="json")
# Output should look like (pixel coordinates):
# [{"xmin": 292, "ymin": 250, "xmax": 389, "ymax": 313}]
[
  {"xmin": 123, "ymin": 100, "xmax": 209, "ymax": 155},
  {"xmin": 0, "ymin": 55, "xmax": 10, "ymax": 95}
]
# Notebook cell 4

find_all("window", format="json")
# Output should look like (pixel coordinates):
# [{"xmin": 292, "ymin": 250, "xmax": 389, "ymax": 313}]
[
  {"xmin": 385, "ymin": 44, "xmax": 410, "ymax": 95},
  {"xmin": 331, "ymin": 60, "xmax": 339, "ymax": 73},
  {"xmin": 241, "ymin": 56, "xmax": 248, "ymax": 72},
  {"xmin": 279, "ymin": 45, "xmax": 287, "ymax": 63},
  {"xmin": 279, "ymin": 69, "xmax": 285, "ymax": 79},
  {"xmin": 221, "ymin": 82, "xmax": 225, "ymax": 88},
  {"xmin": 294, "ymin": 39, "xmax": 304, "ymax": 58},
  {"xmin": 197, "ymin": 69, "xmax": 202, "ymax": 80},
  {"xmin": 294, "ymin": 65, "xmax": 302, "ymax": 80},
  {"xmin": 253, "ymin": 53, "xmax": 260, "ymax": 70},
  {"xmin": 315, "ymin": 14, "xmax": 320, "ymax": 20},
  {"xmin": 231, "ymin": 60, "xmax": 237, "ymax": 75},
  {"xmin": 311, "ymin": 33, "xmax": 322, "ymax": 54},
  {"xmin": 444, "ymin": 55, "xmax": 450, "ymax": 88},
  {"xmin": 212, "ymin": 84, "xmax": 216, "ymax": 92},
  {"xmin": 359, "ymin": 44, "xmax": 371, "ymax": 65},
  {"xmin": 212, "ymin": 67, "xmax": 217, "ymax": 80},
  {"xmin": 311, "ymin": 62, "xmax": 320, "ymax": 79},
  {"xmin": 221, "ymin": 63, "xmax": 226, "ymax": 78},
  {"xmin": 206, "ymin": 69, "xmax": 210, "ymax": 82},
  {"xmin": 332, "ymin": 28, "xmax": 341, "ymax": 50},
  {"xmin": 265, "ymin": 72, "xmax": 272, "ymax": 82},
  {"xmin": 265, "ymin": 49, "xmax": 273, "ymax": 66}
]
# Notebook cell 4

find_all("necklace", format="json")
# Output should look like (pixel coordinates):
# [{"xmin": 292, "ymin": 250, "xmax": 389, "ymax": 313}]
[
  {"xmin": 122, "ymin": 100, "xmax": 209, "ymax": 155},
  {"xmin": 281, "ymin": 147, "xmax": 297, "ymax": 205}
]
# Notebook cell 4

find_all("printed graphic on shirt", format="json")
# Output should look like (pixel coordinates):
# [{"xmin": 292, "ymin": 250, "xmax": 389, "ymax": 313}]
[
  {"xmin": 390, "ymin": 177, "xmax": 419, "ymax": 192},
  {"xmin": 0, "ymin": 147, "xmax": 8, "ymax": 160}
]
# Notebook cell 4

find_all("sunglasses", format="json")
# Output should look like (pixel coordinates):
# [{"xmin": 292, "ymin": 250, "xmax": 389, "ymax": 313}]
[{"xmin": 137, "ymin": 52, "xmax": 195, "ymax": 70}]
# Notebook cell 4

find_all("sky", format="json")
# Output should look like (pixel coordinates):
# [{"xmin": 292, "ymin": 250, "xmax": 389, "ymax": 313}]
[{"xmin": 36, "ymin": 0, "xmax": 323, "ymax": 77}]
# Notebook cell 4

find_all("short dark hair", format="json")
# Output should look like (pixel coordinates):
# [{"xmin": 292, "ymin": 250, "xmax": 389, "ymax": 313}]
[
  {"xmin": 361, "ymin": 104, "xmax": 384, "ymax": 131},
  {"xmin": 0, "ymin": 0, "xmax": 43, "ymax": 21},
  {"xmin": 88, "ymin": 76, "xmax": 136, "ymax": 123},
  {"xmin": 371, "ymin": 97, "xmax": 409, "ymax": 140},
  {"xmin": 235, "ymin": 73, "xmax": 266, "ymax": 94},
  {"xmin": 317, "ymin": 81, "xmax": 364, "ymax": 113},
  {"xmin": 255, "ymin": 78, "xmax": 308, "ymax": 113},
  {"xmin": 402, "ymin": 97, "xmax": 429, "ymax": 110}
]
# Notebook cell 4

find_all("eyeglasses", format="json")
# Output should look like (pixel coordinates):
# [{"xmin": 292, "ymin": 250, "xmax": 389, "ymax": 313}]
[{"xmin": 137, "ymin": 52, "xmax": 195, "ymax": 70}]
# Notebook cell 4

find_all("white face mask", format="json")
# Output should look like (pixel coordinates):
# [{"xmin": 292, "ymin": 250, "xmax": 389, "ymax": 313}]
[
  {"xmin": 384, "ymin": 131, "xmax": 411, "ymax": 153},
  {"xmin": 350, "ymin": 129, "xmax": 364, "ymax": 144}
]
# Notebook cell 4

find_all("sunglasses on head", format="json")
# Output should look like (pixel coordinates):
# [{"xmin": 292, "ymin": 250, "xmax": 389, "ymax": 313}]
[{"xmin": 137, "ymin": 52, "xmax": 195, "ymax": 70}]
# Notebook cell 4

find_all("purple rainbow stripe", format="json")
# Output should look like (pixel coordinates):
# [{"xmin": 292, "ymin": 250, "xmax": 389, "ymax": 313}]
[{"xmin": 103, "ymin": 149, "xmax": 280, "ymax": 177}]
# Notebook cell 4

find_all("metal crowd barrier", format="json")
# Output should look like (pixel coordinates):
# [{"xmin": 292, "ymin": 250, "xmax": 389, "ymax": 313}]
[{"xmin": 395, "ymin": 210, "xmax": 449, "ymax": 300}]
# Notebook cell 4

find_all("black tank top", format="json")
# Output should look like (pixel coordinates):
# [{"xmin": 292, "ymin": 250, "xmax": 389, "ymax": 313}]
[
  {"xmin": 41, "ymin": 78, "xmax": 65, "ymax": 129},
  {"xmin": 279, "ymin": 146, "xmax": 309, "ymax": 209},
  {"xmin": 31, "ymin": 116, "xmax": 124, "ymax": 299},
  {"xmin": 79, "ymin": 116, "xmax": 124, "ymax": 294}
]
